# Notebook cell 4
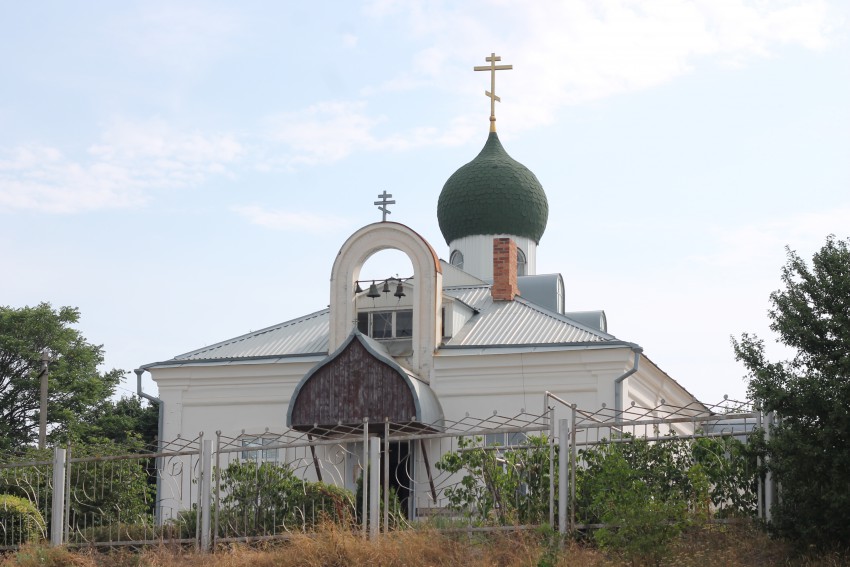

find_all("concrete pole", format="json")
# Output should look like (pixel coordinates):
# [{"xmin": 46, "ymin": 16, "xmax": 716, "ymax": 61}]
[
  {"xmin": 548, "ymin": 403, "xmax": 555, "ymax": 529},
  {"xmin": 200, "ymin": 439, "xmax": 212, "ymax": 552},
  {"xmin": 362, "ymin": 420, "xmax": 369, "ymax": 537},
  {"xmin": 384, "ymin": 420, "xmax": 390, "ymax": 533},
  {"xmin": 50, "ymin": 447, "xmax": 66, "ymax": 546},
  {"xmin": 369, "ymin": 437, "xmax": 380, "ymax": 539}
]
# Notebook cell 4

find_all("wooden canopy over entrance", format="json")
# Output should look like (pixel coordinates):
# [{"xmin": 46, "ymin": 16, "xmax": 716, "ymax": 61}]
[{"xmin": 287, "ymin": 331, "xmax": 443, "ymax": 433}]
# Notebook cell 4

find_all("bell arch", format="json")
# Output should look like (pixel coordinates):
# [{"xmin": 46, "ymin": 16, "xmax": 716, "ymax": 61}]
[{"xmin": 329, "ymin": 222, "xmax": 442, "ymax": 379}]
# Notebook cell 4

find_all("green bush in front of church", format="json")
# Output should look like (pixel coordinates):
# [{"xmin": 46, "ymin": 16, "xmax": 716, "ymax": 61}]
[
  {"xmin": 218, "ymin": 460, "xmax": 355, "ymax": 536},
  {"xmin": 0, "ymin": 494, "xmax": 46, "ymax": 545}
]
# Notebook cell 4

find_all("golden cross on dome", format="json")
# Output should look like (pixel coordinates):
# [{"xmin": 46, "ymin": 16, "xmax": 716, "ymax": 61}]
[{"xmin": 474, "ymin": 52, "xmax": 512, "ymax": 132}]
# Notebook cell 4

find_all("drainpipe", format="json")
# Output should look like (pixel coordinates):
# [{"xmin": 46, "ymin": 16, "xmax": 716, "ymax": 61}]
[
  {"xmin": 135, "ymin": 368, "xmax": 164, "ymax": 524},
  {"xmin": 614, "ymin": 346, "xmax": 643, "ymax": 422}
]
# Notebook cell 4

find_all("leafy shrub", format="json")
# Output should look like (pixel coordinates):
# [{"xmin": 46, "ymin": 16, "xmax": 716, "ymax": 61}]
[
  {"xmin": 577, "ymin": 442, "xmax": 691, "ymax": 564},
  {"xmin": 218, "ymin": 460, "xmax": 355, "ymax": 536},
  {"xmin": 434, "ymin": 434, "xmax": 552, "ymax": 525},
  {"xmin": 0, "ymin": 441, "xmax": 155, "ymax": 539},
  {"xmin": 0, "ymin": 494, "xmax": 46, "ymax": 545}
]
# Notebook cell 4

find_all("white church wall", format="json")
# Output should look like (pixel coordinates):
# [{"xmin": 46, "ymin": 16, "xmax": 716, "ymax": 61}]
[
  {"xmin": 432, "ymin": 346, "xmax": 639, "ymax": 425},
  {"xmin": 443, "ymin": 299, "xmax": 475, "ymax": 339},
  {"xmin": 449, "ymin": 234, "xmax": 537, "ymax": 280},
  {"xmin": 151, "ymin": 358, "xmax": 321, "ymax": 442}
]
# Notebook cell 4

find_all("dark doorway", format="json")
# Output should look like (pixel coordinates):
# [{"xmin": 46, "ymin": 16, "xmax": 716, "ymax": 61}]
[{"xmin": 383, "ymin": 440, "xmax": 411, "ymax": 518}]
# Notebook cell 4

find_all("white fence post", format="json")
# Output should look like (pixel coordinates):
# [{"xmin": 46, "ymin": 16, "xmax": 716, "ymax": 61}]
[
  {"xmin": 362, "ymin": 420, "xmax": 369, "ymax": 537},
  {"xmin": 50, "ymin": 447, "xmax": 66, "ymax": 547},
  {"xmin": 369, "ymin": 437, "xmax": 380, "ymax": 539},
  {"xmin": 558, "ymin": 418, "xmax": 568, "ymax": 535},
  {"xmin": 764, "ymin": 411, "xmax": 775, "ymax": 523},
  {"xmin": 200, "ymin": 439, "xmax": 212, "ymax": 552},
  {"xmin": 548, "ymin": 405, "xmax": 555, "ymax": 529}
]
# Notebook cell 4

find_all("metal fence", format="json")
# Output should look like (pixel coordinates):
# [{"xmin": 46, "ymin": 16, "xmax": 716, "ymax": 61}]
[
  {"xmin": 551, "ymin": 396, "xmax": 769, "ymax": 534},
  {"xmin": 0, "ymin": 435, "xmax": 201, "ymax": 550},
  {"xmin": 1, "ymin": 401, "xmax": 770, "ymax": 550},
  {"xmin": 210, "ymin": 411, "xmax": 552, "ymax": 544}
]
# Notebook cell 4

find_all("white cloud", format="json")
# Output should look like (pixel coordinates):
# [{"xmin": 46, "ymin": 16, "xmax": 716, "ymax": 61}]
[
  {"xmin": 232, "ymin": 205, "xmax": 351, "ymax": 233},
  {"xmin": 264, "ymin": 101, "xmax": 478, "ymax": 167},
  {"xmin": 342, "ymin": 33, "xmax": 359, "ymax": 48},
  {"xmin": 0, "ymin": 118, "xmax": 243, "ymax": 213},
  {"xmin": 363, "ymin": 0, "xmax": 837, "ymax": 130},
  {"xmin": 0, "ymin": 144, "xmax": 146, "ymax": 213}
]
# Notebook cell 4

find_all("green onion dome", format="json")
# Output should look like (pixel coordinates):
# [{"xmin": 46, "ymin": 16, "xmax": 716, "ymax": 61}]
[{"xmin": 437, "ymin": 132, "xmax": 548, "ymax": 244}]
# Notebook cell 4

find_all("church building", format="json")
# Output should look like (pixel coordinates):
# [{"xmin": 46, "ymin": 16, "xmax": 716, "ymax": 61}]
[{"xmin": 139, "ymin": 54, "xmax": 702, "ymax": 516}]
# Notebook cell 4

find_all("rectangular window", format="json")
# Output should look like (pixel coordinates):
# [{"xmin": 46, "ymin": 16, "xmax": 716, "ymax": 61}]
[
  {"xmin": 241, "ymin": 437, "xmax": 280, "ymax": 462},
  {"xmin": 485, "ymin": 432, "xmax": 527, "ymax": 447},
  {"xmin": 372, "ymin": 311, "xmax": 393, "ymax": 339},
  {"xmin": 355, "ymin": 310, "xmax": 415, "ymax": 339},
  {"xmin": 396, "ymin": 310, "xmax": 413, "ymax": 337}
]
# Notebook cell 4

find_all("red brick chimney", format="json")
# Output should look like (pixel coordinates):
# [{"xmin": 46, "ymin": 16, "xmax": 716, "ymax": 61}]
[{"xmin": 492, "ymin": 238, "xmax": 520, "ymax": 301}]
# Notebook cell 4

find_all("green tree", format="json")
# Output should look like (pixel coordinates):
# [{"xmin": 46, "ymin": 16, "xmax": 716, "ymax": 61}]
[
  {"xmin": 733, "ymin": 235, "xmax": 850, "ymax": 549},
  {"xmin": 85, "ymin": 396, "xmax": 159, "ymax": 448},
  {"xmin": 0, "ymin": 303, "xmax": 123, "ymax": 451}
]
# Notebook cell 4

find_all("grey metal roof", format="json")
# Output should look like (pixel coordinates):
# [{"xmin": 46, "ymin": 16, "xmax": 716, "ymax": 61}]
[
  {"xmin": 443, "ymin": 285, "xmax": 494, "ymax": 311},
  {"xmin": 154, "ymin": 283, "xmax": 621, "ymax": 366},
  {"xmin": 446, "ymin": 296, "xmax": 619, "ymax": 347},
  {"xmin": 173, "ymin": 309, "xmax": 330, "ymax": 361}
]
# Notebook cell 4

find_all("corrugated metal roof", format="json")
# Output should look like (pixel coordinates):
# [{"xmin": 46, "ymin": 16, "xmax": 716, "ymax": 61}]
[
  {"xmin": 174, "ymin": 309, "xmax": 330, "ymax": 361},
  {"xmin": 443, "ymin": 285, "xmax": 493, "ymax": 311},
  {"xmin": 446, "ymin": 297, "xmax": 618, "ymax": 347},
  {"xmin": 161, "ymin": 284, "xmax": 619, "ymax": 364}
]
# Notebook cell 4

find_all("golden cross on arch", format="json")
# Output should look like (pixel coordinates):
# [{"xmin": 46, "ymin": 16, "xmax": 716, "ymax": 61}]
[{"xmin": 474, "ymin": 52, "xmax": 512, "ymax": 132}]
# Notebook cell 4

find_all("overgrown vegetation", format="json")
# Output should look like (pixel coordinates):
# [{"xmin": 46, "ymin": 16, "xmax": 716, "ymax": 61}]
[
  {"xmin": 1, "ymin": 524, "xmax": 839, "ymax": 567},
  {"xmin": 218, "ymin": 460, "xmax": 355, "ymax": 536},
  {"xmin": 0, "ymin": 495, "xmax": 45, "ymax": 546},
  {"xmin": 734, "ymin": 235, "xmax": 850, "ymax": 550},
  {"xmin": 435, "ymin": 434, "xmax": 551, "ymax": 525},
  {"xmin": 0, "ymin": 442, "xmax": 154, "ymax": 543},
  {"xmin": 435, "ymin": 433, "xmax": 758, "ymax": 563}
]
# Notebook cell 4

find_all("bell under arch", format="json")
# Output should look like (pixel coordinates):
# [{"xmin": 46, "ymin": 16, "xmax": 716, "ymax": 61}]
[{"xmin": 329, "ymin": 222, "xmax": 443, "ymax": 380}]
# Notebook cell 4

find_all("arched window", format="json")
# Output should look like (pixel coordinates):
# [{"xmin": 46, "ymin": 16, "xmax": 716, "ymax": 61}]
[
  {"xmin": 517, "ymin": 248, "xmax": 527, "ymax": 276},
  {"xmin": 450, "ymin": 250, "xmax": 464, "ymax": 270}
]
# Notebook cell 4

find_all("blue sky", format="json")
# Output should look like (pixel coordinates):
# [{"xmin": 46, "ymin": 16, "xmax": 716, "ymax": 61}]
[{"xmin": 2, "ymin": 1, "xmax": 848, "ymax": 406}]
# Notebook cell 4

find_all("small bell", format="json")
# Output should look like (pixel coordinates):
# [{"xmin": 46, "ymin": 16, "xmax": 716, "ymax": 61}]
[
  {"xmin": 367, "ymin": 282, "xmax": 380, "ymax": 298},
  {"xmin": 382, "ymin": 280, "xmax": 391, "ymax": 294},
  {"xmin": 394, "ymin": 282, "xmax": 405, "ymax": 298},
  {"xmin": 355, "ymin": 281, "xmax": 364, "ymax": 293}
]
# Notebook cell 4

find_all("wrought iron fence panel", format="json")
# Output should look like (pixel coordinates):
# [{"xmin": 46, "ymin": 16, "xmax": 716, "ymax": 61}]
[
  {"xmin": 63, "ymin": 436, "xmax": 202, "ymax": 547},
  {"xmin": 0, "ymin": 458, "xmax": 53, "ymax": 549}
]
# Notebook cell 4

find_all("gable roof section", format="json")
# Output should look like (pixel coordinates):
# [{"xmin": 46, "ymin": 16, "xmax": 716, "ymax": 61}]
[
  {"xmin": 148, "ymin": 283, "xmax": 628, "ymax": 368},
  {"xmin": 443, "ymin": 285, "xmax": 493, "ymax": 311},
  {"xmin": 445, "ymin": 295, "xmax": 620, "ymax": 347},
  {"xmin": 172, "ymin": 309, "xmax": 330, "ymax": 361}
]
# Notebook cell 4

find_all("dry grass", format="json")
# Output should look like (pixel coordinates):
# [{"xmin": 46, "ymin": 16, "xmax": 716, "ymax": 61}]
[{"xmin": 2, "ymin": 524, "xmax": 848, "ymax": 567}]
